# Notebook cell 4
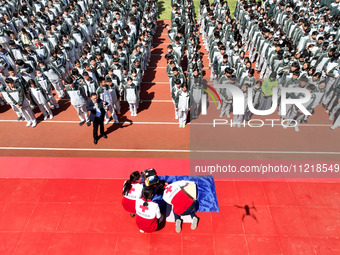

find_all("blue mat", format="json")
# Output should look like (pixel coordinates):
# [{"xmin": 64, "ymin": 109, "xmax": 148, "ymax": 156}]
[{"xmin": 152, "ymin": 175, "xmax": 220, "ymax": 213}]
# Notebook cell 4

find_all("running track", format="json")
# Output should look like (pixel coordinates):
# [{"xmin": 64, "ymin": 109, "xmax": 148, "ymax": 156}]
[{"xmin": 0, "ymin": 20, "xmax": 339, "ymax": 179}]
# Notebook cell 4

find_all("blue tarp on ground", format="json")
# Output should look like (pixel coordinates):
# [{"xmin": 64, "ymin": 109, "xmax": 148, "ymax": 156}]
[{"xmin": 153, "ymin": 175, "xmax": 219, "ymax": 213}]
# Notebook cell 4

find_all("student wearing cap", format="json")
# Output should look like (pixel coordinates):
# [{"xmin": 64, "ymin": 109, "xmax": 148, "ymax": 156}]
[
  {"xmin": 5, "ymin": 77, "xmax": 37, "ymax": 127},
  {"xmin": 65, "ymin": 77, "xmax": 90, "ymax": 126}
]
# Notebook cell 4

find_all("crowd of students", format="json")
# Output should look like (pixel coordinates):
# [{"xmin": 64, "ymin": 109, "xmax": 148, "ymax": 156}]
[
  {"xmin": 0, "ymin": 0, "xmax": 158, "ymax": 127},
  {"xmin": 166, "ymin": 0, "xmax": 205, "ymax": 128},
  {"xmin": 122, "ymin": 170, "xmax": 199, "ymax": 233},
  {"xmin": 201, "ymin": 0, "xmax": 340, "ymax": 131}
]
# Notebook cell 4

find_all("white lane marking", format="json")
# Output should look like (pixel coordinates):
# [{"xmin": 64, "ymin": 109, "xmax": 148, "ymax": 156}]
[
  {"xmin": 0, "ymin": 147, "xmax": 338, "ymax": 155},
  {"xmin": 0, "ymin": 147, "xmax": 189, "ymax": 153},
  {"xmin": 0, "ymin": 119, "xmax": 333, "ymax": 127}
]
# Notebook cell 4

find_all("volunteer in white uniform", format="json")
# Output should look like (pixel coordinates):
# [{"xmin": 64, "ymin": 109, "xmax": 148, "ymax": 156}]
[
  {"xmin": 156, "ymin": 180, "xmax": 198, "ymax": 233},
  {"xmin": 135, "ymin": 187, "xmax": 162, "ymax": 233},
  {"xmin": 122, "ymin": 171, "xmax": 143, "ymax": 217}
]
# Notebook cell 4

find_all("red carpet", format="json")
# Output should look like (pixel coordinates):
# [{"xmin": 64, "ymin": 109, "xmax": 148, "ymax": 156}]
[
  {"xmin": 0, "ymin": 157, "xmax": 190, "ymax": 179},
  {"xmin": 0, "ymin": 178, "xmax": 339, "ymax": 254}
]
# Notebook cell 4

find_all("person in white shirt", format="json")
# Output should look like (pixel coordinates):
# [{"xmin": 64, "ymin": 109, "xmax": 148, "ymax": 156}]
[
  {"xmin": 175, "ymin": 85, "xmax": 190, "ymax": 128},
  {"xmin": 124, "ymin": 77, "xmax": 139, "ymax": 117},
  {"xmin": 122, "ymin": 171, "xmax": 143, "ymax": 217},
  {"xmin": 28, "ymin": 79, "xmax": 53, "ymax": 120}
]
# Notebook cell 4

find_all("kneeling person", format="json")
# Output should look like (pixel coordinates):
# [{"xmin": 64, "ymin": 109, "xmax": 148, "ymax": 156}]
[
  {"xmin": 135, "ymin": 187, "xmax": 162, "ymax": 233},
  {"xmin": 156, "ymin": 180, "xmax": 198, "ymax": 233}
]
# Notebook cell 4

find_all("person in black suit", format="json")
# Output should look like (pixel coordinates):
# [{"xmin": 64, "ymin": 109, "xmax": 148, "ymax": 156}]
[{"xmin": 87, "ymin": 92, "xmax": 108, "ymax": 144}]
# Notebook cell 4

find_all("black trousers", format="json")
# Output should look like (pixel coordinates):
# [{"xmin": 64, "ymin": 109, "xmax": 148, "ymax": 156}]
[
  {"xmin": 93, "ymin": 116, "xmax": 105, "ymax": 140},
  {"xmin": 174, "ymin": 200, "xmax": 197, "ymax": 221}
]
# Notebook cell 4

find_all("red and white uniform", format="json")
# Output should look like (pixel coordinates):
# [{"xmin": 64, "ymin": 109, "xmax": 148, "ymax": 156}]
[
  {"xmin": 122, "ymin": 182, "xmax": 143, "ymax": 214},
  {"xmin": 162, "ymin": 181, "xmax": 195, "ymax": 215},
  {"xmin": 135, "ymin": 198, "xmax": 161, "ymax": 233}
]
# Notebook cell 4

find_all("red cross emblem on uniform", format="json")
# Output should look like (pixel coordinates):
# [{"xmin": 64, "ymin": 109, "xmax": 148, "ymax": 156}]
[
  {"xmin": 139, "ymin": 205, "xmax": 149, "ymax": 213},
  {"xmin": 129, "ymin": 187, "xmax": 135, "ymax": 194},
  {"xmin": 165, "ymin": 186, "xmax": 173, "ymax": 193}
]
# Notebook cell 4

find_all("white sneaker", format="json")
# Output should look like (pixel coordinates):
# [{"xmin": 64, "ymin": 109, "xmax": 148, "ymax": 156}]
[
  {"xmin": 175, "ymin": 219, "xmax": 182, "ymax": 233},
  {"xmin": 130, "ymin": 113, "xmax": 133, "ymax": 116},
  {"xmin": 175, "ymin": 115, "xmax": 178, "ymax": 119},
  {"xmin": 51, "ymin": 105, "xmax": 55, "ymax": 110},
  {"xmin": 55, "ymin": 104, "xmax": 59, "ymax": 109},
  {"xmin": 295, "ymin": 126, "xmax": 299, "ymax": 132},
  {"xmin": 133, "ymin": 113, "xmax": 137, "ymax": 116},
  {"xmin": 26, "ymin": 121, "xmax": 32, "ymax": 127},
  {"xmin": 140, "ymin": 229, "xmax": 144, "ymax": 233},
  {"xmin": 104, "ymin": 119, "xmax": 109, "ymax": 125},
  {"xmin": 330, "ymin": 126, "xmax": 336, "ymax": 130},
  {"xmin": 219, "ymin": 113, "xmax": 224, "ymax": 118},
  {"xmin": 49, "ymin": 115, "xmax": 53, "ymax": 120},
  {"xmin": 44, "ymin": 115, "xmax": 48, "ymax": 120},
  {"xmin": 32, "ymin": 121, "xmax": 37, "ymax": 127},
  {"xmin": 226, "ymin": 113, "xmax": 231, "ymax": 118},
  {"xmin": 191, "ymin": 217, "xmax": 198, "ymax": 230}
]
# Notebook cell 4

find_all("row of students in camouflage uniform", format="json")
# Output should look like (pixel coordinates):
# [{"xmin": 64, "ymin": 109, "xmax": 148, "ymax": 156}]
[{"xmin": 0, "ymin": 0, "xmax": 158, "ymax": 126}]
